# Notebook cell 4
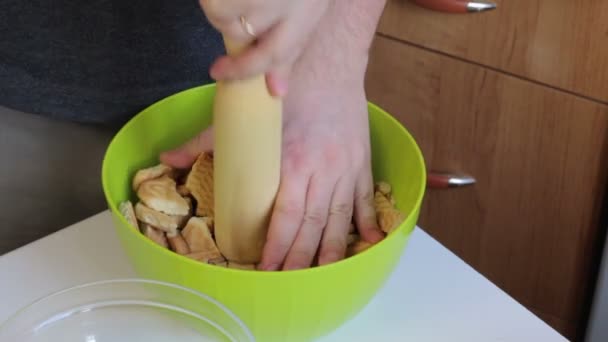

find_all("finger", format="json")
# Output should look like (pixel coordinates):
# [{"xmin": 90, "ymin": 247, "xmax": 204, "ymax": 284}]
[
  {"xmin": 209, "ymin": 0, "xmax": 327, "ymax": 81},
  {"xmin": 199, "ymin": 0, "xmax": 256, "ymax": 19},
  {"xmin": 159, "ymin": 128, "xmax": 214, "ymax": 168},
  {"xmin": 210, "ymin": 22, "xmax": 285, "ymax": 81},
  {"xmin": 265, "ymin": 63, "xmax": 291, "ymax": 98},
  {"xmin": 318, "ymin": 176, "xmax": 355, "ymax": 266},
  {"xmin": 282, "ymin": 174, "xmax": 336, "ymax": 270},
  {"xmin": 199, "ymin": 0, "xmax": 282, "ymax": 44},
  {"xmin": 354, "ymin": 167, "xmax": 385, "ymax": 243},
  {"xmin": 200, "ymin": 0, "xmax": 288, "ymax": 26},
  {"xmin": 208, "ymin": 15, "xmax": 273, "ymax": 46},
  {"xmin": 258, "ymin": 172, "xmax": 309, "ymax": 271},
  {"xmin": 210, "ymin": 4, "xmax": 315, "ymax": 82}
]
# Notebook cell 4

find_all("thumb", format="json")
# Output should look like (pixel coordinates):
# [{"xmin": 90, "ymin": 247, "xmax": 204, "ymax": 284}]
[{"xmin": 160, "ymin": 127, "xmax": 214, "ymax": 169}]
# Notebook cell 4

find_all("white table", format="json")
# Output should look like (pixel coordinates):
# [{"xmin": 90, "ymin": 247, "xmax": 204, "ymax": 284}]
[{"xmin": 0, "ymin": 211, "xmax": 568, "ymax": 341}]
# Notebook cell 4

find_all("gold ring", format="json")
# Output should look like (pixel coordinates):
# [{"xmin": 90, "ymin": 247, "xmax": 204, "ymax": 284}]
[{"xmin": 239, "ymin": 16, "xmax": 256, "ymax": 37}]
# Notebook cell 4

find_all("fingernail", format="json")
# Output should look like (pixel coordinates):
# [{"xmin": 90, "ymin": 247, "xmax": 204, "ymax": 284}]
[
  {"xmin": 319, "ymin": 252, "xmax": 341, "ymax": 266},
  {"xmin": 159, "ymin": 149, "xmax": 179, "ymax": 160},
  {"xmin": 272, "ymin": 78, "xmax": 288, "ymax": 97},
  {"xmin": 369, "ymin": 231, "xmax": 386, "ymax": 243},
  {"xmin": 159, "ymin": 149, "xmax": 196, "ymax": 169},
  {"xmin": 159, "ymin": 150, "xmax": 175, "ymax": 163},
  {"xmin": 266, "ymin": 73, "xmax": 289, "ymax": 98}
]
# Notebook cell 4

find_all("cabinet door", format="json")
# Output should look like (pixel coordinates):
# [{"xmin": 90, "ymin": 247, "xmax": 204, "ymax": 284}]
[
  {"xmin": 365, "ymin": 35, "xmax": 608, "ymax": 339},
  {"xmin": 377, "ymin": 0, "xmax": 608, "ymax": 102}
]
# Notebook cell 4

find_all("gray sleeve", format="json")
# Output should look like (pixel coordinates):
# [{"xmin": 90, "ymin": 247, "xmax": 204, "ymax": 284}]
[{"xmin": 0, "ymin": 0, "xmax": 224, "ymax": 125}]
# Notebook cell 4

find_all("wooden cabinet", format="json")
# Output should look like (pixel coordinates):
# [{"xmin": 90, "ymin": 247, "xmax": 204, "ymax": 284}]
[
  {"xmin": 377, "ymin": 0, "xmax": 608, "ymax": 102},
  {"xmin": 365, "ymin": 8, "xmax": 608, "ymax": 339}
]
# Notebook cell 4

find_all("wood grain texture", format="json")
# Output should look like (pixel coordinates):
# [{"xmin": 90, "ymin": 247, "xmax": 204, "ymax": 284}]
[
  {"xmin": 378, "ymin": 0, "xmax": 608, "ymax": 102},
  {"xmin": 365, "ymin": 35, "xmax": 608, "ymax": 339}
]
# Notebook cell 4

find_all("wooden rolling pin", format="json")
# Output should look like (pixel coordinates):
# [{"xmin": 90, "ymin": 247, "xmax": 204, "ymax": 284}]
[{"xmin": 213, "ymin": 38, "xmax": 282, "ymax": 264}]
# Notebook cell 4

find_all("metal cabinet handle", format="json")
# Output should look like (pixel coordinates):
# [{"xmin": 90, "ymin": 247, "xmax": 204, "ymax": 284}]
[
  {"xmin": 427, "ymin": 172, "xmax": 476, "ymax": 188},
  {"xmin": 410, "ymin": 0, "xmax": 497, "ymax": 13}
]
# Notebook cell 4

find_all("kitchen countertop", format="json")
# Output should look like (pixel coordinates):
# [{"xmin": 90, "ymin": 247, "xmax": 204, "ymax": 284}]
[{"xmin": 0, "ymin": 211, "xmax": 569, "ymax": 341}]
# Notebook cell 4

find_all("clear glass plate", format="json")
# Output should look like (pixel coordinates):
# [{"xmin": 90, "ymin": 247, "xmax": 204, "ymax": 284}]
[{"xmin": 0, "ymin": 279, "xmax": 254, "ymax": 342}]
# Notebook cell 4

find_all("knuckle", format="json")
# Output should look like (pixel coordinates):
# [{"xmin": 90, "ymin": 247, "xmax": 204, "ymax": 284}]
[
  {"xmin": 322, "ymin": 142, "xmax": 343, "ymax": 164},
  {"xmin": 274, "ymin": 200, "xmax": 303, "ymax": 218},
  {"xmin": 282, "ymin": 152, "xmax": 309, "ymax": 175},
  {"xmin": 329, "ymin": 202, "xmax": 352, "ymax": 217},
  {"xmin": 283, "ymin": 140, "xmax": 304, "ymax": 158},
  {"xmin": 356, "ymin": 189, "xmax": 375, "ymax": 206},
  {"xmin": 265, "ymin": 239, "xmax": 293, "ymax": 255},
  {"xmin": 303, "ymin": 209, "xmax": 327, "ymax": 229}
]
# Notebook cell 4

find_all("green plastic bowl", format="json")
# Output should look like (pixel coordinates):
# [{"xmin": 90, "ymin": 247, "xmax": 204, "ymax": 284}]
[{"xmin": 102, "ymin": 84, "xmax": 426, "ymax": 341}]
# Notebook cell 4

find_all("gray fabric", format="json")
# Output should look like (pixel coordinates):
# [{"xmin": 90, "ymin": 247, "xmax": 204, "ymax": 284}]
[
  {"xmin": 0, "ymin": 1, "xmax": 225, "ymax": 254},
  {"xmin": 0, "ymin": 105, "xmax": 116, "ymax": 254},
  {"xmin": 0, "ymin": 0, "xmax": 224, "ymax": 126}
]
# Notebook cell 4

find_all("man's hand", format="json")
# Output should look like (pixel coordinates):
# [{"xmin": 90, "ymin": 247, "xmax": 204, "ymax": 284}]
[{"xmin": 199, "ymin": 0, "xmax": 329, "ymax": 96}]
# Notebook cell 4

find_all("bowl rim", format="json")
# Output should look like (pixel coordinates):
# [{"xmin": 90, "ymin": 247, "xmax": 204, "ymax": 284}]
[
  {"xmin": 0, "ymin": 278, "xmax": 255, "ymax": 341},
  {"xmin": 101, "ymin": 83, "xmax": 427, "ymax": 275}
]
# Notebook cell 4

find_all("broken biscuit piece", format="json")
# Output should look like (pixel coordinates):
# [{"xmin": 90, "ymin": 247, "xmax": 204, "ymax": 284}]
[
  {"xmin": 186, "ymin": 251, "xmax": 227, "ymax": 266},
  {"xmin": 346, "ymin": 233, "xmax": 359, "ymax": 246},
  {"xmin": 348, "ymin": 222, "xmax": 356, "ymax": 233},
  {"xmin": 183, "ymin": 196, "xmax": 193, "ymax": 215},
  {"xmin": 227, "ymin": 261, "xmax": 256, "ymax": 270},
  {"xmin": 167, "ymin": 231, "xmax": 191, "ymax": 255},
  {"xmin": 126, "ymin": 158, "xmax": 402, "ymax": 271},
  {"xmin": 185, "ymin": 153, "xmax": 214, "ymax": 217},
  {"xmin": 137, "ymin": 175, "xmax": 190, "ymax": 216},
  {"xmin": 375, "ymin": 181, "xmax": 392, "ymax": 196},
  {"xmin": 177, "ymin": 185, "xmax": 190, "ymax": 196},
  {"xmin": 208, "ymin": 256, "xmax": 228, "ymax": 267},
  {"xmin": 141, "ymin": 224, "xmax": 169, "ymax": 248},
  {"xmin": 134, "ymin": 202, "xmax": 183, "ymax": 235},
  {"xmin": 132, "ymin": 163, "xmax": 173, "ymax": 191},
  {"xmin": 346, "ymin": 240, "xmax": 373, "ymax": 257},
  {"xmin": 119, "ymin": 200, "xmax": 139, "ymax": 231},
  {"xmin": 374, "ymin": 191, "xmax": 405, "ymax": 234},
  {"xmin": 201, "ymin": 216, "xmax": 214, "ymax": 234},
  {"xmin": 182, "ymin": 217, "xmax": 222, "ymax": 258}
]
